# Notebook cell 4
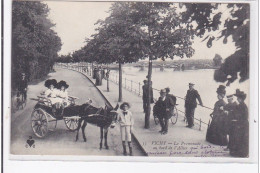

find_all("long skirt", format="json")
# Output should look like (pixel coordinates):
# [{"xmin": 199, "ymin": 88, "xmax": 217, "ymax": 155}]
[
  {"xmin": 229, "ymin": 120, "xmax": 249, "ymax": 157},
  {"xmin": 206, "ymin": 113, "xmax": 228, "ymax": 146}
]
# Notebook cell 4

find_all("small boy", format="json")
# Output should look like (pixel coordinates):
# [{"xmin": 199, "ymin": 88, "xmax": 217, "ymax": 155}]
[{"xmin": 118, "ymin": 102, "xmax": 134, "ymax": 156}]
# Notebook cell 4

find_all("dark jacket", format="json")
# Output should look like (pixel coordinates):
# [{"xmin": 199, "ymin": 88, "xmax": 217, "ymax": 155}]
[
  {"xmin": 166, "ymin": 94, "xmax": 176, "ymax": 106},
  {"xmin": 154, "ymin": 96, "xmax": 175, "ymax": 119},
  {"xmin": 224, "ymin": 102, "xmax": 237, "ymax": 120},
  {"xmin": 185, "ymin": 89, "xmax": 203, "ymax": 108},
  {"xmin": 235, "ymin": 102, "xmax": 248, "ymax": 121},
  {"xmin": 18, "ymin": 79, "xmax": 28, "ymax": 91},
  {"xmin": 142, "ymin": 84, "xmax": 154, "ymax": 103}
]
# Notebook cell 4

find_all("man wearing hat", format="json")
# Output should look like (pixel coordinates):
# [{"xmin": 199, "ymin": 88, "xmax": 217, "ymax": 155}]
[
  {"xmin": 155, "ymin": 89, "xmax": 175, "ymax": 134},
  {"xmin": 184, "ymin": 83, "xmax": 203, "ymax": 128},
  {"xmin": 224, "ymin": 94, "xmax": 238, "ymax": 149},
  {"xmin": 17, "ymin": 73, "xmax": 28, "ymax": 101}
]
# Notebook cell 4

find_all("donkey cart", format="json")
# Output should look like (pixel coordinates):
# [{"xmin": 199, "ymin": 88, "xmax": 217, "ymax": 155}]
[{"xmin": 31, "ymin": 95, "xmax": 80, "ymax": 138}]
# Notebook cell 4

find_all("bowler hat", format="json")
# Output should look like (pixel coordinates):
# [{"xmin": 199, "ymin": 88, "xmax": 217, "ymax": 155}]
[
  {"xmin": 120, "ymin": 102, "xmax": 130, "ymax": 110},
  {"xmin": 189, "ymin": 83, "xmax": 195, "ymax": 86},
  {"xmin": 57, "ymin": 80, "xmax": 69, "ymax": 89},
  {"xmin": 216, "ymin": 85, "xmax": 226, "ymax": 95},
  {"xmin": 44, "ymin": 79, "xmax": 57, "ymax": 88},
  {"xmin": 234, "ymin": 89, "xmax": 247, "ymax": 100},
  {"xmin": 160, "ymin": 89, "xmax": 166, "ymax": 93}
]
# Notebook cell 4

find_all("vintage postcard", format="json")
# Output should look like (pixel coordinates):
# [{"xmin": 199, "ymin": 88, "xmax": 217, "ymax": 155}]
[{"xmin": 6, "ymin": 0, "xmax": 258, "ymax": 162}]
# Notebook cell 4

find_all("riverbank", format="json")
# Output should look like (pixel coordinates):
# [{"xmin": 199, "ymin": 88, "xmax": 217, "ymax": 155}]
[{"xmin": 68, "ymin": 67, "xmax": 230, "ymax": 157}]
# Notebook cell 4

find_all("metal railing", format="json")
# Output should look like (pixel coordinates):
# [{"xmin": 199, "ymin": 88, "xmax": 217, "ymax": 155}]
[{"xmin": 55, "ymin": 62, "xmax": 213, "ymax": 130}]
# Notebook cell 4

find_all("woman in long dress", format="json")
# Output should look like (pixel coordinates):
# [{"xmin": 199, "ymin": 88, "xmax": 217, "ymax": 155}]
[
  {"xmin": 229, "ymin": 89, "xmax": 249, "ymax": 157},
  {"xmin": 206, "ymin": 85, "xmax": 228, "ymax": 146}
]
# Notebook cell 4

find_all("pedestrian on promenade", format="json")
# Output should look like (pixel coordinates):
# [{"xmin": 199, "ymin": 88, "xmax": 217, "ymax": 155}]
[
  {"xmin": 184, "ymin": 83, "xmax": 203, "ymax": 128},
  {"xmin": 118, "ymin": 102, "xmax": 134, "ymax": 156},
  {"xmin": 17, "ymin": 73, "xmax": 28, "ymax": 101},
  {"xmin": 142, "ymin": 80, "xmax": 148, "ymax": 112},
  {"xmin": 93, "ymin": 67, "xmax": 98, "ymax": 79},
  {"xmin": 224, "ymin": 94, "xmax": 237, "ymax": 150},
  {"xmin": 206, "ymin": 85, "xmax": 228, "ymax": 146},
  {"xmin": 142, "ymin": 80, "xmax": 154, "ymax": 113},
  {"xmin": 95, "ymin": 68, "xmax": 102, "ymax": 86},
  {"xmin": 154, "ymin": 89, "xmax": 175, "ymax": 135},
  {"xmin": 229, "ymin": 89, "xmax": 249, "ymax": 157}
]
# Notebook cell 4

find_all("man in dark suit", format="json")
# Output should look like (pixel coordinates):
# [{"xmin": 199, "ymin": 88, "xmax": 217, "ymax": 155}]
[
  {"xmin": 185, "ymin": 83, "xmax": 203, "ymax": 128},
  {"xmin": 17, "ymin": 73, "xmax": 28, "ymax": 100},
  {"xmin": 142, "ymin": 80, "xmax": 154, "ymax": 113},
  {"xmin": 155, "ymin": 89, "xmax": 175, "ymax": 134}
]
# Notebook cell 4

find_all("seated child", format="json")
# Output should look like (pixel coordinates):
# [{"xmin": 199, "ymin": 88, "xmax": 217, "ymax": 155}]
[
  {"xmin": 56, "ymin": 80, "xmax": 70, "ymax": 107},
  {"xmin": 44, "ymin": 79, "xmax": 59, "ymax": 104}
]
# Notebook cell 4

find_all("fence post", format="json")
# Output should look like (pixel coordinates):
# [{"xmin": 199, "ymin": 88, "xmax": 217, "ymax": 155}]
[
  {"xmin": 199, "ymin": 118, "xmax": 201, "ymax": 131},
  {"xmin": 131, "ymin": 80, "xmax": 133, "ymax": 91}
]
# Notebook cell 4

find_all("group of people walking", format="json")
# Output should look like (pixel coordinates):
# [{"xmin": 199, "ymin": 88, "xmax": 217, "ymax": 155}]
[{"xmin": 206, "ymin": 85, "xmax": 249, "ymax": 157}]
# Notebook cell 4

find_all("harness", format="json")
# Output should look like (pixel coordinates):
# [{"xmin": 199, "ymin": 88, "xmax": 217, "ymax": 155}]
[{"xmin": 84, "ymin": 104, "xmax": 104, "ymax": 117}]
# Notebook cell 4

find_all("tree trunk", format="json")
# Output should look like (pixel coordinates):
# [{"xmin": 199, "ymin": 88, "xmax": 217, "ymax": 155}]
[
  {"xmin": 145, "ymin": 58, "xmax": 152, "ymax": 129},
  {"xmin": 118, "ymin": 61, "xmax": 122, "ymax": 102}
]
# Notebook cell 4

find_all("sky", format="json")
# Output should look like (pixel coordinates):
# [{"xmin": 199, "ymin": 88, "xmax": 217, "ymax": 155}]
[{"xmin": 45, "ymin": 1, "xmax": 237, "ymax": 60}]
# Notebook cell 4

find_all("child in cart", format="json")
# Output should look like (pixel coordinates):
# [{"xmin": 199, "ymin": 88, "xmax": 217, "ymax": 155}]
[{"xmin": 56, "ymin": 80, "xmax": 70, "ymax": 107}]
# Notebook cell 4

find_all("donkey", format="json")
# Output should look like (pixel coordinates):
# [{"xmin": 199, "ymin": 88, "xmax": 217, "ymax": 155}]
[{"xmin": 70, "ymin": 102, "xmax": 119, "ymax": 149}]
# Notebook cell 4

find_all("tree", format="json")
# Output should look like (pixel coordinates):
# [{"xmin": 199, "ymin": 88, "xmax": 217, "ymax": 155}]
[
  {"xmin": 82, "ymin": 2, "xmax": 148, "ymax": 102},
  {"xmin": 181, "ymin": 3, "xmax": 249, "ymax": 85},
  {"xmin": 12, "ymin": 1, "xmax": 61, "ymax": 89},
  {"xmin": 122, "ymin": 2, "xmax": 195, "ymax": 128},
  {"xmin": 83, "ymin": 2, "xmax": 195, "ymax": 128}
]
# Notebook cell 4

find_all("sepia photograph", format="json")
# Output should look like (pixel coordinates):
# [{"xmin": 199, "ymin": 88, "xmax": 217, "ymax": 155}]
[{"xmin": 8, "ymin": 0, "xmax": 255, "ymax": 160}]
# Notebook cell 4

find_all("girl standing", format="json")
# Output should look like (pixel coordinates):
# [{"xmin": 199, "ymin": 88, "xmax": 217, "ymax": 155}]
[{"xmin": 118, "ymin": 102, "xmax": 134, "ymax": 156}]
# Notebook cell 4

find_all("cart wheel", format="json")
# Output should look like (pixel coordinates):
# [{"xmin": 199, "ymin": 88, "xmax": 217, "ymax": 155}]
[
  {"xmin": 31, "ymin": 109, "xmax": 48, "ymax": 138},
  {"xmin": 64, "ymin": 118, "xmax": 80, "ymax": 131},
  {"xmin": 171, "ymin": 106, "xmax": 178, "ymax": 125},
  {"xmin": 154, "ymin": 115, "xmax": 159, "ymax": 125}
]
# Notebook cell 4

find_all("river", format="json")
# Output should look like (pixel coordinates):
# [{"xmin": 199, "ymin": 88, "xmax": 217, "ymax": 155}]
[{"xmin": 109, "ymin": 66, "xmax": 249, "ymax": 125}]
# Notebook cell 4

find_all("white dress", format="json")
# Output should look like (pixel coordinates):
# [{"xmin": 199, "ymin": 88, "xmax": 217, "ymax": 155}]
[
  {"xmin": 44, "ymin": 88, "xmax": 62, "ymax": 105},
  {"xmin": 57, "ymin": 89, "xmax": 69, "ymax": 106}
]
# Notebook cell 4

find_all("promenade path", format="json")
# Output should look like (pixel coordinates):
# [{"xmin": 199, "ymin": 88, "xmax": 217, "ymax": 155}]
[
  {"xmin": 72, "ymin": 67, "xmax": 230, "ymax": 157},
  {"xmin": 10, "ymin": 68, "xmax": 143, "ymax": 156}
]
